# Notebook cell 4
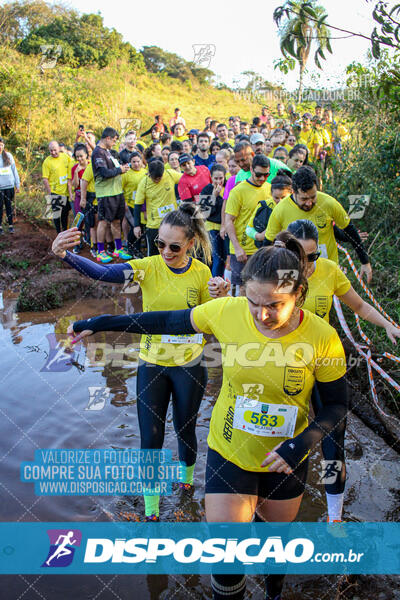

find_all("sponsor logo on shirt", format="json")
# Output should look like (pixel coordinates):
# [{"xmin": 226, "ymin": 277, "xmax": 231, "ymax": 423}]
[
  {"xmin": 283, "ymin": 366, "xmax": 305, "ymax": 396},
  {"xmin": 315, "ymin": 296, "xmax": 329, "ymax": 319},
  {"xmin": 315, "ymin": 213, "xmax": 327, "ymax": 229},
  {"xmin": 186, "ymin": 288, "xmax": 199, "ymax": 308}
]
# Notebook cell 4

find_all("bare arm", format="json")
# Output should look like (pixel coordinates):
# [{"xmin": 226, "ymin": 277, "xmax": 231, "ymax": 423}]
[
  {"xmin": 225, "ymin": 213, "xmax": 247, "ymax": 262},
  {"xmin": 43, "ymin": 177, "xmax": 51, "ymax": 196},
  {"xmin": 339, "ymin": 287, "xmax": 400, "ymax": 343}
]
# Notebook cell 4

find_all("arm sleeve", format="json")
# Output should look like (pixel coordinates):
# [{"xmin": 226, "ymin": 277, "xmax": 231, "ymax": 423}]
[
  {"xmin": 333, "ymin": 224, "xmax": 347, "ymax": 242},
  {"xmin": 96, "ymin": 165, "xmax": 122, "ymax": 179},
  {"xmin": 276, "ymin": 376, "xmax": 348, "ymax": 469},
  {"xmin": 73, "ymin": 309, "xmax": 196, "ymax": 335},
  {"xmin": 133, "ymin": 204, "xmax": 142, "ymax": 227},
  {"xmin": 246, "ymin": 225, "xmax": 257, "ymax": 241},
  {"xmin": 10, "ymin": 157, "xmax": 20, "ymax": 188},
  {"xmin": 337, "ymin": 222, "xmax": 369, "ymax": 264},
  {"xmin": 92, "ymin": 154, "xmax": 121, "ymax": 179},
  {"xmin": 63, "ymin": 251, "xmax": 130, "ymax": 283},
  {"xmin": 140, "ymin": 126, "xmax": 153, "ymax": 137}
]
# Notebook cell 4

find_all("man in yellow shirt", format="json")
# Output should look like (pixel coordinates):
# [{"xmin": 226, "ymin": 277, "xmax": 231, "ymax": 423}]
[
  {"xmin": 216, "ymin": 123, "xmax": 234, "ymax": 147},
  {"xmin": 134, "ymin": 158, "xmax": 181, "ymax": 256},
  {"xmin": 265, "ymin": 166, "xmax": 372, "ymax": 281},
  {"xmin": 225, "ymin": 154, "xmax": 272, "ymax": 292},
  {"xmin": 298, "ymin": 113, "xmax": 318, "ymax": 160},
  {"xmin": 42, "ymin": 141, "xmax": 74, "ymax": 232}
]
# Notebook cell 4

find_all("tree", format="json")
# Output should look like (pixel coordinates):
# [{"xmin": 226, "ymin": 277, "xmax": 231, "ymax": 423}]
[
  {"xmin": 0, "ymin": 0, "xmax": 69, "ymax": 45},
  {"xmin": 18, "ymin": 12, "xmax": 144, "ymax": 70},
  {"xmin": 273, "ymin": 0, "xmax": 332, "ymax": 102}
]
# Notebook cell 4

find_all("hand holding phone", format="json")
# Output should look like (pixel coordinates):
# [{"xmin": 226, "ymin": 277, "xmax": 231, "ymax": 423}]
[{"xmin": 72, "ymin": 212, "xmax": 85, "ymax": 230}]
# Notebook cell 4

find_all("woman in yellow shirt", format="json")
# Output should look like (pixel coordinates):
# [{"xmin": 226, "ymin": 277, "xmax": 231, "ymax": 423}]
[
  {"xmin": 121, "ymin": 152, "xmax": 147, "ymax": 258},
  {"xmin": 53, "ymin": 204, "xmax": 230, "ymax": 523},
  {"xmin": 287, "ymin": 219, "xmax": 400, "ymax": 524},
  {"xmin": 69, "ymin": 235, "xmax": 348, "ymax": 600}
]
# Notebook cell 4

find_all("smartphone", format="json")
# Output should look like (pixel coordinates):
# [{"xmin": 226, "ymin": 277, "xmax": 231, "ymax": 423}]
[{"xmin": 72, "ymin": 212, "xmax": 85, "ymax": 230}]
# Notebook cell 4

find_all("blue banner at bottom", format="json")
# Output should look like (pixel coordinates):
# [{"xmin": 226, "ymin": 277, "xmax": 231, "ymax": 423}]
[{"xmin": 0, "ymin": 522, "xmax": 398, "ymax": 574}]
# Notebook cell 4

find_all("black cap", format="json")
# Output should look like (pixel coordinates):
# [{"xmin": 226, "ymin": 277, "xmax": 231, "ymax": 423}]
[{"xmin": 178, "ymin": 153, "xmax": 193, "ymax": 165}]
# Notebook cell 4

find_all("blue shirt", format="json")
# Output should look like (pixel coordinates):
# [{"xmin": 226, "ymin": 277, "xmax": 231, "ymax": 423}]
[{"xmin": 194, "ymin": 154, "xmax": 216, "ymax": 170}]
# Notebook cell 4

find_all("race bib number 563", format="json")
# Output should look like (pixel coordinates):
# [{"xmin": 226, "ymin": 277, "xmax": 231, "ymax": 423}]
[{"xmin": 233, "ymin": 397, "xmax": 298, "ymax": 437}]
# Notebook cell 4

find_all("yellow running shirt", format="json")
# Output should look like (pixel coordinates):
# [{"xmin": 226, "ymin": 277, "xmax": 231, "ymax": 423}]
[
  {"xmin": 42, "ymin": 154, "xmax": 72, "ymax": 195},
  {"xmin": 81, "ymin": 163, "xmax": 96, "ymax": 194},
  {"xmin": 303, "ymin": 258, "xmax": 351, "ymax": 321},
  {"xmin": 127, "ymin": 254, "xmax": 211, "ymax": 366},
  {"xmin": 135, "ymin": 170, "xmax": 181, "ymax": 229},
  {"xmin": 265, "ymin": 192, "xmax": 350, "ymax": 264},
  {"xmin": 192, "ymin": 296, "xmax": 346, "ymax": 471},
  {"xmin": 225, "ymin": 180, "xmax": 272, "ymax": 255},
  {"xmin": 298, "ymin": 129, "xmax": 317, "ymax": 156},
  {"xmin": 122, "ymin": 168, "xmax": 147, "ymax": 208}
]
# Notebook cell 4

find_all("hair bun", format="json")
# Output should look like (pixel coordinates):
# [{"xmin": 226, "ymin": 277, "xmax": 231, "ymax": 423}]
[{"xmin": 274, "ymin": 240, "xmax": 286, "ymax": 248}]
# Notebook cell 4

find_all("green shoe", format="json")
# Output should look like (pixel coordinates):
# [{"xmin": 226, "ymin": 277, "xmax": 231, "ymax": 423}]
[
  {"xmin": 96, "ymin": 251, "xmax": 113, "ymax": 264},
  {"xmin": 112, "ymin": 248, "xmax": 132, "ymax": 260}
]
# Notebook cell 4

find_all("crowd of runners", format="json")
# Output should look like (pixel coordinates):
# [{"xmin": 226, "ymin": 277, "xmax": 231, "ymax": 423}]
[{"xmin": 2, "ymin": 103, "xmax": 399, "ymax": 600}]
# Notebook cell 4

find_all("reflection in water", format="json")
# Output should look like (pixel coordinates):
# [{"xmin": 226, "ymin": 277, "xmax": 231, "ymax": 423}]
[{"xmin": 0, "ymin": 291, "xmax": 399, "ymax": 598}]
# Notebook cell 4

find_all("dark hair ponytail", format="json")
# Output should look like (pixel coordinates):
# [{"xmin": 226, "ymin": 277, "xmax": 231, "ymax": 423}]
[
  {"xmin": 287, "ymin": 219, "xmax": 318, "ymax": 244},
  {"xmin": 242, "ymin": 231, "xmax": 308, "ymax": 305},
  {"xmin": 162, "ymin": 202, "xmax": 212, "ymax": 264},
  {"xmin": 0, "ymin": 137, "xmax": 11, "ymax": 167}
]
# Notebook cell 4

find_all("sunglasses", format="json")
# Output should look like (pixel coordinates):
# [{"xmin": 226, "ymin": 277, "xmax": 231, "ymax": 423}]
[
  {"xmin": 253, "ymin": 171, "xmax": 270, "ymax": 179},
  {"xmin": 155, "ymin": 237, "xmax": 183, "ymax": 253},
  {"xmin": 307, "ymin": 251, "xmax": 320, "ymax": 262}
]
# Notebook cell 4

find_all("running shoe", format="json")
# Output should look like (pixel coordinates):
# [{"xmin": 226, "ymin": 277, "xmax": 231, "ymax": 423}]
[
  {"xmin": 112, "ymin": 248, "xmax": 132, "ymax": 260},
  {"xmin": 72, "ymin": 247, "xmax": 80, "ymax": 254},
  {"xmin": 8, "ymin": 226, "xmax": 14, "ymax": 234},
  {"xmin": 0, "ymin": 227, "xmax": 3, "ymax": 235},
  {"xmin": 90, "ymin": 247, "xmax": 97, "ymax": 258},
  {"xmin": 97, "ymin": 251, "xmax": 113, "ymax": 264},
  {"xmin": 178, "ymin": 482, "xmax": 194, "ymax": 491},
  {"xmin": 145, "ymin": 514, "xmax": 159, "ymax": 522}
]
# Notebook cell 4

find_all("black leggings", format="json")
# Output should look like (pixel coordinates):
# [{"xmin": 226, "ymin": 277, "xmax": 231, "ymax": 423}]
[
  {"xmin": 52, "ymin": 195, "xmax": 70, "ymax": 233},
  {"xmin": 145, "ymin": 227, "xmax": 159, "ymax": 256},
  {"xmin": 311, "ymin": 384, "xmax": 346, "ymax": 494},
  {"xmin": 137, "ymin": 358, "xmax": 207, "ymax": 467},
  {"xmin": 0, "ymin": 187, "xmax": 14, "ymax": 226}
]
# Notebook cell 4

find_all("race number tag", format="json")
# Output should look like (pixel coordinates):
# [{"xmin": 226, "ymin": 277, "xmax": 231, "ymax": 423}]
[
  {"xmin": 158, "ymin": 204, "xmax": 175, "ymax": 217},
  {"xmin": 59, "ymin": 175, "xmax": 67, "ymax": 185},
  {"xmin": 111, "ymin": 157, "xmax": 120, "ymax": 168},
  {"xmin": 0, "ymin": 167, "xmax": 11, "ymax": 176},
  {"xmin": 318, "ymin": 243, "xmax": 328, "ymax": 258},
  {"xmin": 160, "ymin": 334, "xmax": 203, "ymax": 344},
  {"xmin": 233, "ymin": 397, "xmax": 298, "ymax": 437}
]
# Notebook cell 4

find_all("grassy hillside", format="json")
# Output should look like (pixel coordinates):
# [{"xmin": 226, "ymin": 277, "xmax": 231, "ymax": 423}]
[{"xmin": 0, "ymin": 46, "xmax": 266, "ymax": 215}]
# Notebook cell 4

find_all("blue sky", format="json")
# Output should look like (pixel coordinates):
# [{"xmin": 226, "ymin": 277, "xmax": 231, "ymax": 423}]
[{"xmin": 62, "ymin": 0, "xmax": 379, "ymax": 89}]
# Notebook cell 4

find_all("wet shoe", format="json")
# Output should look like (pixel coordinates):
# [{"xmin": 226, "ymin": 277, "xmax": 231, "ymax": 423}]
[
  {"xmin": 179, "ymin": 483, "xmax": 194, "ymax": 491},
  {"xmin": 112, "ymin": 248, "xmax": 132, "ymax": 260},
  {"xmin": 145, "ymin": 514, "xmax": 159, "ymax": 522},
  {"xmin": 97, "ymin": 251, "xmax": 113, "ymax": 264}
]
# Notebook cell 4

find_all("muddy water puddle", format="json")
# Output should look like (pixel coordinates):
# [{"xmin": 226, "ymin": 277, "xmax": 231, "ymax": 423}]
[{"xmin": 0, "ymin": 292, "xmax": 399, "ymax": 598}]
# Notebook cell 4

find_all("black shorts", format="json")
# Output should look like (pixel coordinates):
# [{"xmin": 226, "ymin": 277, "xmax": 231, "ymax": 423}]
[
  {"xmin": 85, "ymin": 192, "xmax": 97, "ymax": 228},
  {"xmin": 97, "ymin": 193, "xmax": 125, "ymax": 222},
  {"xmin": 230, "ymin": 253, "xmax": 247, "ymax": 286},
  {"xmin": 205, "ymin": 447, "xmax": 308, "ymax": 500}
]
